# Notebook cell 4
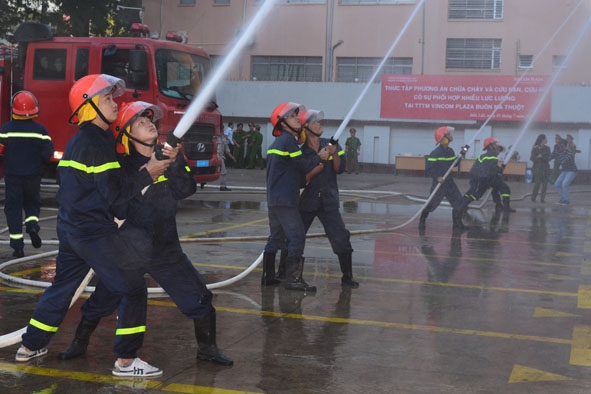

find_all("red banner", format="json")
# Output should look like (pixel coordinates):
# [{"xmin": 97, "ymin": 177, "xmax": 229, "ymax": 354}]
[{"xmin": 380, "ymin": 75, "xmax": 551, "ymax": 121}]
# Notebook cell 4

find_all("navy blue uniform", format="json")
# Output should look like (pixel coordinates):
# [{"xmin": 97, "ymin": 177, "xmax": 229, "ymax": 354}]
[
  {"xmin": 0, "ymin": 119, "xmax": 54, "ymax": 251},
  {"xmin": 81, "ymin": 151, "xmax": 216, "ymax": 321},
  {"xmin": 299, "ymin": 139, "xmax": 352, "ymax": 255},
  {"xmin": 424, "ymin": 144, "xmax": 463, "ymax": 212},
  {"xmin": 460, "ymin": 148, "xmax": 511, "ymax": 210},
  {"xmin": 22, "ymin": 123, "xmax": 153, "ymax": 359},
  {"xmin": 264, "ymin": 130, "xmax": 319, "ymax": 258}
]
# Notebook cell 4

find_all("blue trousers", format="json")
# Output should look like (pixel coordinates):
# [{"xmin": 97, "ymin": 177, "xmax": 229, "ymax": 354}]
[
  {"xmin": 265, "ymin": 206, "xmax": 305, "ymax": 258},
  {"xmin": 301, "ymin": 207, "xmax": 353, "ymax": 256},
  {"xmin": 22, "ymin": 225, "xmax": 149, "ymax": 359},
  {"xmin": 4, "ymin": 174, "xmax": 41, "ymax": 250}
]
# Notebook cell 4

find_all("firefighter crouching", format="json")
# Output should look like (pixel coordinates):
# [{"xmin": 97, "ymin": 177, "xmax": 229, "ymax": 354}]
[
  {"xmin": 458, "ymin": 137, "xmax": 515, "ymax": 214},
  {"xmin": 0, "ymin": 90, "xmax": 54, "ymax": 257}
]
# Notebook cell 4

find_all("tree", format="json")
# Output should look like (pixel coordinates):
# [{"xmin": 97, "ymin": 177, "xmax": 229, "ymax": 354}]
[{"xmin": 56, "ymin": 0, "xmax": 120, "ymax": 37}]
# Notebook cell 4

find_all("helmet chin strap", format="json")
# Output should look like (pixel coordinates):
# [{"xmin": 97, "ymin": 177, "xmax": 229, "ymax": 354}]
[
  {"xmin": 123, "ymin": 130, "xmax": 156, "ymax": 148},
  {"xmin": 281, "ymin": 119, "xmax": 301, "ymax": 136},
  {"xmin": 88, "ymin": 99, "xmax": 113, "ymax": 126},
  {"xmin": 305, "ymin": 127, "xmax": 322, "ymax": 138}
]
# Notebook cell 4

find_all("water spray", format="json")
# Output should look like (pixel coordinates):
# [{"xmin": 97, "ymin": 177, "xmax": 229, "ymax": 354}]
[
  {"xmin": 329, "ymin": 0, "xmax": 425, "ymax": 144},
  {"xmin": 163, "ymin": 0, "xmax": 277, "ymax": 149}
]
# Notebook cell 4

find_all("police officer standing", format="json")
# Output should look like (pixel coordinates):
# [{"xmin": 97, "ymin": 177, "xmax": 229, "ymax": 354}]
[{"xmin": 0, "ymin": 91, "xmax": 54, "ymax": 257}]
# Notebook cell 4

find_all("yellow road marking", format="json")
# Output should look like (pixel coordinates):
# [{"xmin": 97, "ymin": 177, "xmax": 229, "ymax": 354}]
[
  {"xmin": 508, "ymin": 364, "xmax": 572, "ymax": 383},
  {"xmin": 184, "ymin": 218, "xmax": 268, "ymax": 238},
  {"xmin": 581, "ymin": 259, "xmax": 591, "ymax": 276},
  {"xmin": 0, "ymin": 361, "xmax": 260, "ymax": 393},
  {"xmin": 584, "ymin": 241, "xmax": 591, "ymax": 254},
  {"xmin": 548, "ymin": 274, "xmax": 577, "ymax": 281},
  {"xmin": 577, "ymin": 285, "xmax": 591, "ymax": 308},
  {"xmin": 533, "ymin": 307, "xmax": 578, "ymax": 318},
  {"xmin": 147, "ymin": 300, "xmax": 573, "ymax": 345},
  {"xmin": 570, "ymin": 325, "xmax": 591, "ymax": 366},
  {"xmin": 556, "ymin": 251, "xmax": 583, "ymax": 257}
]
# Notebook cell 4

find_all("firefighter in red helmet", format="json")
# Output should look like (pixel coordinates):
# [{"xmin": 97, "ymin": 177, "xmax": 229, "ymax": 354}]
[
  {"xmin": 0, "ymin": 90, "xmax": 54, "ymax": 257},
  {"xmin": 261, "ymin": 102, "xmax": 327, "ymax": 291},
  {"xmin": 419, "ymin": 126, "xmax": 468, "ymax": 232},
  {"xmin": 458, "ymin": 137, "xmax": 515, "ymax": 214},
  {"xmin": 17, "ymin": 75, "xmax": 172, "ymax": 378},
  {"xmin": 59, "ymin": 101, "xmax": 232, "ymax": 367}
]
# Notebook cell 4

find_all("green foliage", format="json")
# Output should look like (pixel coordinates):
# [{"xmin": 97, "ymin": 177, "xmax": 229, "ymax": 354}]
[{"xmin": 0, "ymin": 0, "xmax": 143, "ymax": 41}]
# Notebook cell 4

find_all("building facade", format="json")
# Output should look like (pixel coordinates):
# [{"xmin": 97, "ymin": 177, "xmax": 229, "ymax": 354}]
[{"xmin": 142, "ymin": 0, "xmax": 591, "ymax": 171}]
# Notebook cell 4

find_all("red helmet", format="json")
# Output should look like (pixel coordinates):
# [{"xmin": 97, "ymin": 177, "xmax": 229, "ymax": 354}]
[
  {"xmin": 69, "ymin": 74, "xmax": 125, "ymax": 124},
  {"xmin": 434, "ymin": 126, "xmax": 454, "ymax": 144},
  {"xmin": 299, "ymin": 109, "xmax": 324, "ymax": 126},
  {"xmin": 113, "ymin": 101, "xmax": 163, "ymax": 154},
  {"xmin": 270, "ymin": 102, "xmax": 304, "ymax": 136},
  {"xmin": 11, "ymin": 91, "xmax": 39, "ymax": 116},
  {"xmin": 483, "ymin": 137, "xmax": 499, "ymax": 150}
]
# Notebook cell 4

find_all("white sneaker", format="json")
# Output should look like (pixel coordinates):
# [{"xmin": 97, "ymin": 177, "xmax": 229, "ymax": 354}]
[
  {"xmin": 112, "ymin": 357, "xmax": 163, "ymax": 378},
  {"xmin": 15, "ymin": 346, "xmax": 48, "ymax": 362}
]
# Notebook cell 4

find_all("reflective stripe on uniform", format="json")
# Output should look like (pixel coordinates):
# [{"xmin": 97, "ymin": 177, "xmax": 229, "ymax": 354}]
[
  {"xmin": 9, "ymin": 233, "xmax": 23, "ymax": 240},
  {"xmin": 427, "ymin": 156, "xmax": 456, "ymax": 162},
  {"xmin": 0, "ymin": 132, "xmax": 52, "ymax": 141},
  {"xmin": 57, "ymin": 160, "xmax": 121, "ymax": 174},
  {"xmin": 24, "ymin": 216, "xmax": 39, "ymax": 224},
  {"xmin": 116, "ymin": 325, "xmax": 147, "ymax": 336},
  {"xmin": 267, "ymin": 149, "xmax": 302, "ymax": 158},
  {"xmin": 29, "ymin": 318, "xmax": 59, "ymax": 333},
  {"xmin": 154, "ymin": 175, "xmax": 168, "ymax": 184}
]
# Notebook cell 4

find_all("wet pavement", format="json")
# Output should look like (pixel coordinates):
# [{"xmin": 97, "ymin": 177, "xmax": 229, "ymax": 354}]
[{"xmin": 1, "ymin": 169, "xmax": 591, "ymax": 393}]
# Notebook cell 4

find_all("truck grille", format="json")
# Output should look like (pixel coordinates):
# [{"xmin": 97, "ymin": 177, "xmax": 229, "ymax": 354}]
[{"xmin": 182, "ymin": 123, "xmax": 215, "ymax": 161}]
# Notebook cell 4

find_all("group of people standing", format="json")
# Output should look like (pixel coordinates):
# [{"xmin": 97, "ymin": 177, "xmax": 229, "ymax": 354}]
[
  {"xmin": 530, "ymin": 133, "xmax": 578, "ymax": 205},
  {"xmin": 224, "ymin": 121, "xmax": 264, "ymax": 170}
]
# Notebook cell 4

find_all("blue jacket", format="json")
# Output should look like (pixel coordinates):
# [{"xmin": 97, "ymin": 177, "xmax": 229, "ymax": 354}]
[
  {"xmin": 426, "ymin": 145, "xmax": 458, "ymax": 179},
  {"xmin": 266, "ymin": 130, "xmax": 319, "ymax": 207},
  {"xmin": 56, "ymin": 123, "xmax": 153, "ymax": 237},
  {"xmin": 0, "ymin": 119, "xmax": 54, "ymax": 176},
  {"xmin": 122, "ymin": 150, "xmax": 197, "ymax": 261},
  {"xmin": 470, "ymin": 148, "xmax": 502, "ymax": 180},
  {"xmin": 299, "ymin": 138, "xmax": 345, "ymax": 212}
]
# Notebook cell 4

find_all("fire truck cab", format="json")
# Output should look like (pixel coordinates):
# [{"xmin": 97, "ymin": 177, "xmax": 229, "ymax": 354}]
[{"xmin": 0, "ymin": 22, "xmax": 222, "ymax": 183}]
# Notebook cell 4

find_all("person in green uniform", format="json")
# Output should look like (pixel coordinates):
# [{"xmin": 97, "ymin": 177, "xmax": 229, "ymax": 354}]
[
  {"xmin": 529, "ymin": 134, "xmax": 551, "ymax": 203},
  {"xmin": 247, "ymin": 124, "xmax": 264, "ymax": 169},
  {"xmin": 345, "ymin": 128, "xmax": 361, "ymax": 174}
]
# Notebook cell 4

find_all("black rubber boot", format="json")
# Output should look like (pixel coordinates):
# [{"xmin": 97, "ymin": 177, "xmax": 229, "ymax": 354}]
[
  {"xmin": 452, "ymin": 209, "xmax": 468, "ymax": 230},
  {"xmin": 58, "ymin": 317, "xmax": 100, "ymax": 360},
  {"xmin": 194, "ymin": 313, "xmax": 233, "ymax": 366},
  {"xmin": 418, "ymin": 211, "xmax": 428, "ymax": 230},
  {"xmin": 338, "ymin": 254, "xmax": 359, "ymax": 288},
  {"xmin": 274, "ymin": 249, "xmax": 287, "ymax": 281},
  {"xmin": 503, "ymin": 196, "xmax": 516, "ymax": 212},
  {"xmin": 284, "ymin": 256, "xmax": 316, "ymax": 292},
  {"xmin": 261, "ymin": 252, "xmax": 280, "ymax": 286}
]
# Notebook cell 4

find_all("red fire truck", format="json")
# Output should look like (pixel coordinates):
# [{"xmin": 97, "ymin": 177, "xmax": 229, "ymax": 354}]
[{"xmin": 0, "ymin": 22, "xmax": 222, "ymax": 184}]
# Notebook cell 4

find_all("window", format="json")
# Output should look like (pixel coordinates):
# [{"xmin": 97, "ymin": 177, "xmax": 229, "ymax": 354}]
[
  {"xmin": 336, "ymin": 57, "xmax": 412, "ymax": 83},
  {"xmin": 275, "ymin": 0, "xmax": 325, "ymax": 3},
  {"xmin": 251, "ymin": 56, "xmax": 322, "ymax": 82},
  {"xmin": 446, "ymin": 38, "xmax": 501, "ymax": 70},
  {"xmin": 448, "ymin": 0, "xmax": 503, "ymax": 19},
  {"xmin": 553, "ymin": 55, "xmax": 566, "ymax": 69},
  {"xmin": 180, "ymin": 0, "xmax": 196, "ymax": 4},
  {"xmin": 213, "ymin": 0, "xmax": 230, "ymax": 4},
  {"xmin": 340, "ymin": 0, "xmax": 414, "ymax": 4},
  {"xmin": 518, "ymin": 55, "xmax": 533, "ymax": 69},
  {"xmin": 33, "ymin": 49, "xmax": 67, "ymax": 80},
  {"xmin": 75, "ymin": 48, "xmax": 89, "ymax": 80},
  {"xmin": 101, "ymin": 46, "xmax": 130, "ymax": 83}
]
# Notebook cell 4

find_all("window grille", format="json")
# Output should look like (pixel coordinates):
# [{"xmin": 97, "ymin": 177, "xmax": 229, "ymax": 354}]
[{"xmin": 446, "ymin": 38, "xmax": 501, "ymax": 70}]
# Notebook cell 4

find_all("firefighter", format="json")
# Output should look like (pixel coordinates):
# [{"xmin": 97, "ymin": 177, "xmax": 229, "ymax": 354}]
[
  {"xmin": 261, "ymin": 102, "xmax": 325, "ymax": 291},
  {"xmin": 459, "ymin": 137, "xmax": 515, "ymax": 214},
  {"xmin": 58, "ymin": 101, "xmax": 232, "ymax": 366},
  {"xmin": 16, "ymin": 75, "xmax": 171, "ymax": 378},
  {"xmin": 419, "ymin": 126, "xmax": 468, "ymax": 231},
  {"xmin": 298, "ymin": 109, "xmax": 359, "ymax": 287},
  {"xmin": 0, "ymin": 91, "xmax": 54, "ymax": 257}
]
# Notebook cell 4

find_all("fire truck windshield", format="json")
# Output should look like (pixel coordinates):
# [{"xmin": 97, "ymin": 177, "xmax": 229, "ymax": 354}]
[{"xmin": 155, "ymin": 48, "xmax": 210, "ymax": 101}]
